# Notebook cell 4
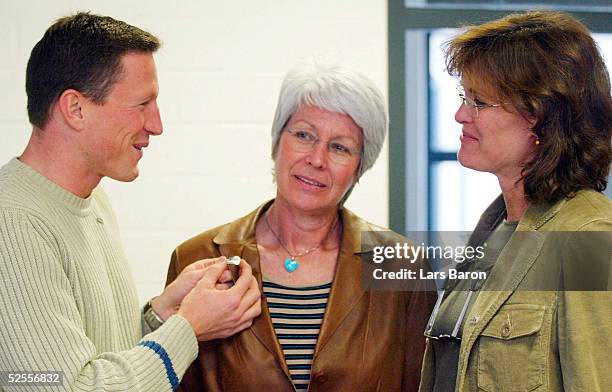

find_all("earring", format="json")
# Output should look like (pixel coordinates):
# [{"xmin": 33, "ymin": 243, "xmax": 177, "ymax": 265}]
[{"xmin": 535, "ymin": 138, "xmax": 540, "ymax": 145}]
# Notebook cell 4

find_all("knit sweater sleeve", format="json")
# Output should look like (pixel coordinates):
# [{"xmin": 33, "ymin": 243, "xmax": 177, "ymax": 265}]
[{"xmin": 0, "ymin": 209, "xmax": 198, "ymax": 392}]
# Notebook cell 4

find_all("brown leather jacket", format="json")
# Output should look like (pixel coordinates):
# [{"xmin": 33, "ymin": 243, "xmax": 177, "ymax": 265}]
[{"xmin": 166, "ymin": 200, "xmax": 436, "ymax": 392}]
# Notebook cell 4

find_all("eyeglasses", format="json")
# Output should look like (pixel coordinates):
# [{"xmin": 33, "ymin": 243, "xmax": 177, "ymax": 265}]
[
  {"xmin": 457, "ymin": 86, "xmax": 504, "ymax": 117},
  {"xmin": 284, "ymin": 128, "xmax": 362, "ymax": 165}
]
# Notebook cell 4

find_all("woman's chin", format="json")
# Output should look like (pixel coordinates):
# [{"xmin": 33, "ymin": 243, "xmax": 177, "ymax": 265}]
[
  {"xmin": 457, "ymin": 153, "xmax": 487, "ymax": 173},
  {"xmin": 281, "ymin": 193, "xmax": 338, "ymax": 214}
]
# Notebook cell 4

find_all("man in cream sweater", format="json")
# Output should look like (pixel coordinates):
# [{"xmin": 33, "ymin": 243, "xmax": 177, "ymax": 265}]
[{"xmin": 0, "ymin": 12, "xmax": 261, "ymax": 391}]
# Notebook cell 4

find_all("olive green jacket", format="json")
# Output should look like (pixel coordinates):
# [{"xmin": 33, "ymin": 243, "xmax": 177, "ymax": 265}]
[{"xmin": 419, "ymin": 189, "xmax": 612, "ymax": 391}]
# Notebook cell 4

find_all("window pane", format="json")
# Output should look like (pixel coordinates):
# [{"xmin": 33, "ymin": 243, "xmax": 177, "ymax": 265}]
[
  {"xmin": 594, "ymin": 33, "xmax": 612, "ymax": 76},
  {"xmin": 429, "ymin": 29, "xmax": 461, "ymax": 153},
  {"xmin": 593, "ymin": 33, "xmax": 612, "ymax": 198},
  {"xmin": 431, "ymin": 161, "xmax": 500, "ymax": 230}
]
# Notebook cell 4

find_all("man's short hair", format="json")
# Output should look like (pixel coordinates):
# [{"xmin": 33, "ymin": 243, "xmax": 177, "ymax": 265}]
[{"xmin": 26, "ymin": 12, "xmax": 160, "ymax": 128}]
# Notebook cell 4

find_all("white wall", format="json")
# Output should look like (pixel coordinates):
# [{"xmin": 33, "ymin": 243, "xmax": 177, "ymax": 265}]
[{"xmin": 0, "ymin": 0, "xmax": 389, "ymax": 303}]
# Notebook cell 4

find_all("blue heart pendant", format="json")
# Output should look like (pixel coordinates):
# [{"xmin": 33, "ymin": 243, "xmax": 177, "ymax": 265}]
[{"xmin": 284, "ymin": 258, "xmax": 299, "ymax": 272}]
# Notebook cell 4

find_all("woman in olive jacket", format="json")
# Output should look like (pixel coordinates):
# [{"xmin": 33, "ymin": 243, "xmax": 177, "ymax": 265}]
[{"xmin": 420, "ymin": 11, "xmax": 612, "ymax": 392}]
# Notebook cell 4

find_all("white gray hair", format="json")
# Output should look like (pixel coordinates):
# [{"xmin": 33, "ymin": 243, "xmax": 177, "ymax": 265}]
[{"xmin": 270, "ymin": 63, "xmax": 388, "ymax": 179}]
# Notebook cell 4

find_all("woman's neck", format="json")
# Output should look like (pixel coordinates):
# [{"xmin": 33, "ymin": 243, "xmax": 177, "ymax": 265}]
[
  {"xmin": 497, "ymin": 175, "xmax": 529, "ymax": 222},
  {"xmin": 266, "ymin": 199, "xmax": 340, "ymax": 253}
]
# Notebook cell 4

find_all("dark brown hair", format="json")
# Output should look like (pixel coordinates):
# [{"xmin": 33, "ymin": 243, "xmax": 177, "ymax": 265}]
[
  {"xmin": 26, "ymin": 12, "xmax": 160, "ymax": 128},
  {"xmin": 445, "ymin": 10, "xmax": 611, "ymax": 203}
]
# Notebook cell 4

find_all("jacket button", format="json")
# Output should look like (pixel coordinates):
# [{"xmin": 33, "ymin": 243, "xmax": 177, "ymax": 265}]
[
  {"xmin": 313, "ymin": 372, "xmax": 328, "ymax": 384},
  {"xmin": 501, "ymin": 324, "xmax": 512, "ymax": 338}
]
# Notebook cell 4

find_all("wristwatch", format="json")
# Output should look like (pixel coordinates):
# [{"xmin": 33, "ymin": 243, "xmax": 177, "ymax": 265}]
[{"xmin": 143, "ymin": 299, "xmax": 165, "ymax": 330}]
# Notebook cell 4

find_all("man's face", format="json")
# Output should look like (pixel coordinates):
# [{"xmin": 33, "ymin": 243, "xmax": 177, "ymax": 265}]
[{"xmin": 81, "ymin": 52, "xmax": 162, "ymax": 182}]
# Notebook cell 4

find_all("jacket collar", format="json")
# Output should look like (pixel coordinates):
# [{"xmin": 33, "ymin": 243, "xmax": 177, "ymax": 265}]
[
  {"xmin": 212, "ymin": 199, "xmax": 375, "ymax": 253},
  {"xmin": 211, "ymin": 200, "xmax": 374, "ymax": 374},
  {"xmin": 473, "ymin": 194, "xmax": 567, "ymax": 233},
  {"xmin": 517, "ymin": 197, "xmax": 566, "ymax": 231}
]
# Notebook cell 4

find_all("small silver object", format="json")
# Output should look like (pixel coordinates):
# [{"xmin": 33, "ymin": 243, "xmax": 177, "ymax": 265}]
[{"xmin": 226, "ymin": 256, "xmax": 241, "ymax": 266}]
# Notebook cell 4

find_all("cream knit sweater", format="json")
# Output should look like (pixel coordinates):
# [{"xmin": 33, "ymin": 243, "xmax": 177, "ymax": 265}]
[{"xmin": 0, "ymin": 158, "xmax": 197, "ymax": 391}]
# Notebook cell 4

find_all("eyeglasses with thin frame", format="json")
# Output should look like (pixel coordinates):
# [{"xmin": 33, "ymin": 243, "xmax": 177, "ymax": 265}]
[
  {"xmin": 284, "ymin": 128, "xmax": 362, "ymax": 165},
  {"xmin": 457, "ymin": 86, "xmax": 504, "ymax": 117}
]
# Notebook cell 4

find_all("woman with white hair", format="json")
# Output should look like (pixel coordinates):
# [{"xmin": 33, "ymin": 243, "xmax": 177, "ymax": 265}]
[{"xmin": 165, "ymin": 64, "xmax": 435, "ymax": 392}]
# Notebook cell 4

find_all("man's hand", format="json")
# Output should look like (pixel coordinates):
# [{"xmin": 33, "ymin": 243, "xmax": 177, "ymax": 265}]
[
  {"xmin": 177, "ymin": 259, "xmax": 262, "ymax": 341},
  {"xmin": 151, "ymin": 256, "xmax": 233, "ymax": 321}
]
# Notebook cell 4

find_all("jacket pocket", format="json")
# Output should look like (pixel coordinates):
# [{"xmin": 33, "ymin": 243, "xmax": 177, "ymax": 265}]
[{"xmin": 477, "ymin": 304, "xmax": 546, "ymax": 392}]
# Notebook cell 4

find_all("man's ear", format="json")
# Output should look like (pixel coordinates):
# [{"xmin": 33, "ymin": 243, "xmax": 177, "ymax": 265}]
[{"xmin": 56, "ymin": 89, "xmax": 87, "ymax": 131}]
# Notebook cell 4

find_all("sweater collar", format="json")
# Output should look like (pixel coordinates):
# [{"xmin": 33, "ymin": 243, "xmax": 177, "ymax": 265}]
[{"xmin": 8, "ymin": 157, "xmax": 94, "ymax": 216}]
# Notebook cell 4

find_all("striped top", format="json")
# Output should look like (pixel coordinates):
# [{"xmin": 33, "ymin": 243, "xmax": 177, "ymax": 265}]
[{"xmin": 263, "ymin": 278, "xmax": 332, "ymax": 391}]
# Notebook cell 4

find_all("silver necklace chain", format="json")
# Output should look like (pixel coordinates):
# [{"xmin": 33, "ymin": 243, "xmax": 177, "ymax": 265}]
[{"xmin": 264, "ymin": 212, "xmax": 339, "ymax": 261}]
